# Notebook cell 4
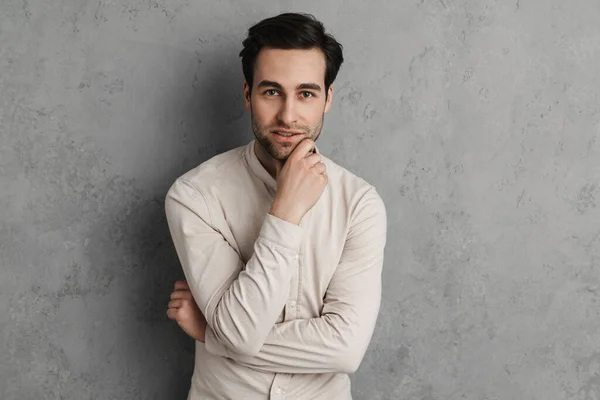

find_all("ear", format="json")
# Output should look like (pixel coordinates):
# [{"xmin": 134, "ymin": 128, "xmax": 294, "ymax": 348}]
[
  {"xmin": 324, "ymin": 85, "xmax": 334, "ymax": 114},
  {"xmin": 243, "ymin": 81, "xmax": 251, "ymax": 110}
]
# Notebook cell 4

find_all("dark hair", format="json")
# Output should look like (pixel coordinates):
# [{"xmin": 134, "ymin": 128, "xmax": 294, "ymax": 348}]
[{"xmin": 239, "ymin": 13, "xmax": 344, "ymax": 96}]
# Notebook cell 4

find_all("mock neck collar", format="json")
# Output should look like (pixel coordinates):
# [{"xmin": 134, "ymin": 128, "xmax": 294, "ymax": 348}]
[{"xmin": 244, "ymin": 139, "xmax": 321, "ymax": 190}]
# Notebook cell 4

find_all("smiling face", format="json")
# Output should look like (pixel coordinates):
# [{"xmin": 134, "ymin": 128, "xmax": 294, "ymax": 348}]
[{"xmin": 244, "ymin": 47, "xmax": 334, "ymax": 162}]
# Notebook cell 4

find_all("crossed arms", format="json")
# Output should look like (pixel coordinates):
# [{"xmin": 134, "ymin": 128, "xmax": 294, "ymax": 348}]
[{"xmin": 165, "ymin": 178, "xmax": 387, "ymax": 374}]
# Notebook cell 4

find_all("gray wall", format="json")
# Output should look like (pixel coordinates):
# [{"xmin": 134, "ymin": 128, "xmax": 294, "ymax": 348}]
[{"xmin": 1, "ymin": 0, "xmax": 599, "ymax": 399}]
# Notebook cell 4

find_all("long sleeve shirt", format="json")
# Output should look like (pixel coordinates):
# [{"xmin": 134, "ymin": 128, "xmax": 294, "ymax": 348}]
[{"xmin": 164, "ymin": 140, "xmax": 387, "ymax": 400}]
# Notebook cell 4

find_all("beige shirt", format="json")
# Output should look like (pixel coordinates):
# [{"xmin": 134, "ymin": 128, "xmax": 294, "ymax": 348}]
[{"xmin": 165, "ymin": 140, "xmax": 387, "ymax": 400}]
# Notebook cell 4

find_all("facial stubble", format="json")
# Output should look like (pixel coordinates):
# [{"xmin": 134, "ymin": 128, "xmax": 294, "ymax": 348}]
[{"xmin": 251, "ymin": 109, "xmax": 325, "ymax": 162}]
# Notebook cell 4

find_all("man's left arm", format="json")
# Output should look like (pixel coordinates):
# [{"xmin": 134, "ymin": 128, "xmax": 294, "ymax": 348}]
[{"xmin": 205, "ymin": 187, "xmax": 387, "ymax": 374}]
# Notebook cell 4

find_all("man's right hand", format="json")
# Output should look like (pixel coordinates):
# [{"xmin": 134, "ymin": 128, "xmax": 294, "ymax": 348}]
[{"xmin": 269, "ymin": 139, "xmax": 328, "ymax": 225}]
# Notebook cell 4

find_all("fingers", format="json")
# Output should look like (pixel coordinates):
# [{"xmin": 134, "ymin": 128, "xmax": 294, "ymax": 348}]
[
  {"xmin": 168, "ymin": 299, "xmax": 184, "ymax": 308},
  {"xmin": 304, "ymin": 152, "xmax": 323, "ymax": 168},
  {"xmin": 312, "ymin": 161, "xmax": 326, "ymax": 174},
  {"xmin": 174, "ymin": 280, "xmax": 189, "ymax": 291},
  {"xmin": 168, "ymin": 281, "xmax": 198, "ymax": 320},
  {"xmin": 170, "ymin": 290, "xmax": 192, "ymax": 300},
  {"xmin": 167, "ymin": 308, "xmax": 178, "ymax": 320},
  {"xmin": 290, "ymin": 138, "xmax": 316, "ymax": 162},
  {"xmin": 167, "ymin": 298, "xmax": 195, "ymax": 318},
  {"xmin": 307, "ymin": 153, "xmax": 326, "ymax": 179}
]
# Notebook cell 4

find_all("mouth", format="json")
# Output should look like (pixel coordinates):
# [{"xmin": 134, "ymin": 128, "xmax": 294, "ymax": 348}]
[
  {"xmin": 271, "ymin": 130, "xmax": 304, "ymax": 144},
  {"xmin": 273, "ymin": 129, "xmax": 304, "ymax": 137}
]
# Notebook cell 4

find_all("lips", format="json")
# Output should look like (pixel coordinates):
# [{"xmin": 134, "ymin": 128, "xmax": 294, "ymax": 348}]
[
  {"xmin": 272, "ymin": 130, "xmax": 304, "ymax": 143},
  {"xmin": 273, "ymin": 129, "xmax": 303, "ymax": 136}
]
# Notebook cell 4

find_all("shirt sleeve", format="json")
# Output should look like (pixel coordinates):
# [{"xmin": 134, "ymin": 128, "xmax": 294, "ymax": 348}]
[
  {"xmin": 165, "ymin": 178, "xmax": 304, "ymax": 356},
  {"xmin": 205, "ymin": 187, "xmax": 387, "ymax": 374}
]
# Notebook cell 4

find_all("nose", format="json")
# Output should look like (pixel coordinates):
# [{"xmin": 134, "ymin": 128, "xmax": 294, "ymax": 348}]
[{"xmin": 277, "ymin": 97, "xmax": 298, "ymax": 126}]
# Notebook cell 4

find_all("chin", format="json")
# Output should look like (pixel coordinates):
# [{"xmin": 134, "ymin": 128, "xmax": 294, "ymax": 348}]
[
  {"xmin": 270, "ymin": 149, "xmax": 292, "ymax": 162},
  {"xmin": 266, "ymin": 142, "xmax": 292, "ymax": 159}
]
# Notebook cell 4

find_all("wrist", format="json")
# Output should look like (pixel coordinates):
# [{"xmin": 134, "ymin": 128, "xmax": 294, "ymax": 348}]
[{"xmin": 269, "ymin": 203, "xmax": 302, "ymax": 225}]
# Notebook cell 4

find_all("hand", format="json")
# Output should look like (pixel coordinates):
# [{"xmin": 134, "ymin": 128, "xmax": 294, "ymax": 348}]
[
  {"xmin": 167, "ymin": 280, "xmax": 207, "ymax": 342},
  {"xmin": 269, "ymin": 139, "xmax": 328, "ymax": 225}
]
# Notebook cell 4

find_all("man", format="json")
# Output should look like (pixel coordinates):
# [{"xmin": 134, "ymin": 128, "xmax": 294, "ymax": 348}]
[{"xmin": 164, "ymin": 12, "xmax": 387, "ymax": 400}]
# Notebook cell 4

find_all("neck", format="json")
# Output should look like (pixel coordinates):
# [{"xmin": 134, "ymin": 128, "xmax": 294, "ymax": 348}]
[{"xmin": 253, "ymin": 141, "xmax": 284, "ymax": 180}]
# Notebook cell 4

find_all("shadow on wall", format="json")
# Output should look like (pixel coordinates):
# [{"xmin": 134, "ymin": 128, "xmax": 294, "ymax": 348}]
[{"xmin": 104, "ymin": 43, "xmax": 250, "ymax": 398}]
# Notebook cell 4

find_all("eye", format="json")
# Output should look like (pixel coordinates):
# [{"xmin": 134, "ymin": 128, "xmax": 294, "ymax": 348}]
[
  {"xmin": 300, "ymin": 91, "xmax": 314, "ymax": 99},
  {"xmin": 265, "ymin": 89, "xmax": 279, "ymax": 96}
]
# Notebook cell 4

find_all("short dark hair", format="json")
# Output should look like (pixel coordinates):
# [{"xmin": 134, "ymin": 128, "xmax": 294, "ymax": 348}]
[{"xmin": 239, "ymin": 13, "xmax": 344, "ymax": 96}]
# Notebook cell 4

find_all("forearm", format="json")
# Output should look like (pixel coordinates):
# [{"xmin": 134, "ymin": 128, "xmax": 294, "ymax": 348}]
[
  {"xmin": 206, "ymin": 187, "xmax": 387, "ymax": 373},
  {"xmin": 165, "ymin": 179, "xmax": 303, "ymax": 356},
  {"xmin": 207, "ymin": 312, "xmax": 376, "ymax": 374},
  {"xmin": 206, "ymin": 265, "xmax": 382, "ymax": 375},
  {"xmin": 202, "ymin": 235, "xmax": 295, "ymax": 355}
]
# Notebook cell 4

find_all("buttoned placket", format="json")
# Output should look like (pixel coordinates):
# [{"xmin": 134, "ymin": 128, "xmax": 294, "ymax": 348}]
[
  {"xmin": 269, "ymin": 202, "xmax": 307, "ymax": 399},
  {"xmin": 248, "ymin": 142, "xmax": 315, "ymax": 399}
]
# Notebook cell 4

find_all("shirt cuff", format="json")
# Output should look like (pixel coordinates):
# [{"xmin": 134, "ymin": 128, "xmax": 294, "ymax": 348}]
[{"xmin": 258, "ymin": 213, "xmax": 304, "ymax": 253}]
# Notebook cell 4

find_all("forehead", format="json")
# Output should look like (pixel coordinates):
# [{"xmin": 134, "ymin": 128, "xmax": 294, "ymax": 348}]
[{"xmin": 253, "ymin": 48, "xmax": 326, "ymax": 87}]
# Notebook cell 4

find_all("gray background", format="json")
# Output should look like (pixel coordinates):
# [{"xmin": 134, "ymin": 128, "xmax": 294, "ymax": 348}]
[{"xmin": 1, "ymin": 0, "xmax": 599, "ymax": 399}]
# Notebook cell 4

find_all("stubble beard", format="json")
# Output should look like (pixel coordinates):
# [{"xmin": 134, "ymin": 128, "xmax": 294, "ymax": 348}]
[{"xmin": 251, "ymin": 110, "xmax": 324, "ymax": 162}]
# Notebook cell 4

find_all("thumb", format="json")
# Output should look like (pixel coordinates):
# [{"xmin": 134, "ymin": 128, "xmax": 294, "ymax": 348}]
[{"xmin": 274, "ymin": 159, "xmax": 284, "ymax": 178}]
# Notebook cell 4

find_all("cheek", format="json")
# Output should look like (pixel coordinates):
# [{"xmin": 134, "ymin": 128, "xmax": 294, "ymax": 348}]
[
  {"xmin": 304, "ymin": 103, "xmax": 325, "ymax": 123},
  {"xmin": 253, "ymin": 100, "xmax": 280, "ymax": 123}
]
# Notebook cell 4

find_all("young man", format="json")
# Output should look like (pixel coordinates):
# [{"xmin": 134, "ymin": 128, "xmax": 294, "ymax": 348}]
[{"xmin": 165, "ymin": 13, "xmax": 387, "ymax": 400}]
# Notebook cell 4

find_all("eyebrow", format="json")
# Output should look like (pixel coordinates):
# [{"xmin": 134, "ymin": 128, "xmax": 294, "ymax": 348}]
[{"xmin": 257, "ymin": 80, "xmax": 322, "ymax": 92}]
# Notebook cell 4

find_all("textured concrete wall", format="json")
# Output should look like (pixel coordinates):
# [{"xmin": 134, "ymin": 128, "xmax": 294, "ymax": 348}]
[{"xmin": 1, "ymin": 1, "xmax": 599, "ymax": 399}]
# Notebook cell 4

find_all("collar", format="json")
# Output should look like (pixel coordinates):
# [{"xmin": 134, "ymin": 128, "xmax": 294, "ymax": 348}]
[{"xmin": 244, "ymin": 139, "xmax": 321, "ymax": 190}]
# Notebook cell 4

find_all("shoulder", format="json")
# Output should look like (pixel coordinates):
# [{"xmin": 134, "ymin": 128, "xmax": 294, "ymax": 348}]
[
  {"xmin": 321, "ymin": 154, "xmax": 386, "ymax": 216},
  {"xmin": 166, "ymin": 144, "xmax": 248, "ymax": 202}
]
